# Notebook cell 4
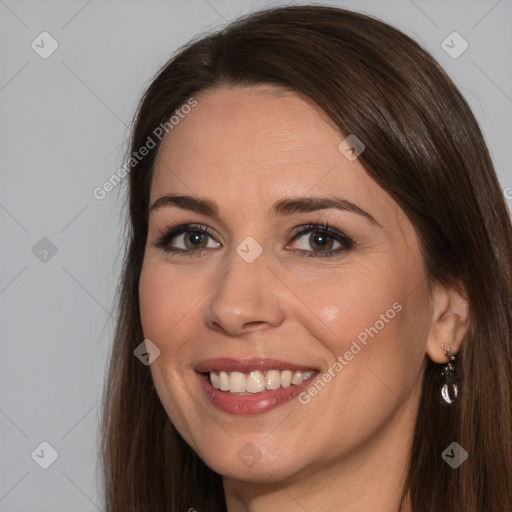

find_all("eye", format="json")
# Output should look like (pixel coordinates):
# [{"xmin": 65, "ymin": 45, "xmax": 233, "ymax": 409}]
[
  {"xmin": 153, "ymin": 221, "xmax": 355, "ymax": 258},
  {"xmin": 287, "ymin": 223, "xmax": 354, "ymax": 258},
  {"xmin": 153, "ymin": 223, "xmax": 221, "ymax": 256}
]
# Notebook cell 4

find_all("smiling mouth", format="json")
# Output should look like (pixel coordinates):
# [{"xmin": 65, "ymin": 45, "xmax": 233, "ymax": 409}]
[{"xmin": 206, "ymin": 369, "xmax": 317, "ymax": 394}]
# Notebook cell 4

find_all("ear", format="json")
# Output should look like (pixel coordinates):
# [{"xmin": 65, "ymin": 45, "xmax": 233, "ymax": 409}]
[{"xmin": 425, "ymin": 282, "xmax": 470, "ymax": 363}]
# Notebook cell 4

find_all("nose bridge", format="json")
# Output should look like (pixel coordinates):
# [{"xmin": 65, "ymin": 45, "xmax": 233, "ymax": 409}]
[{"xmin": 204, "ymin": 240, "xmax": 285, "ymax": 335}]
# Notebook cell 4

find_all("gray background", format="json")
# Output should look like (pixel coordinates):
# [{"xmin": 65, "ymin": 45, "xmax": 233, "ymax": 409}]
[{"xmin": 1, "ymin": 0, "xmax": 511, "ymax": 510}]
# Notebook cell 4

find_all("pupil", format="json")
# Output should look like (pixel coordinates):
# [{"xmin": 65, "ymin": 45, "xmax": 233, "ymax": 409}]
[
  {"xmin": 186, "ymin": 232, "xmax": 205, "ymax": 248},
  {"xmin": 311, "ymin": 233, "xmax": 332, "ymax": 250}
]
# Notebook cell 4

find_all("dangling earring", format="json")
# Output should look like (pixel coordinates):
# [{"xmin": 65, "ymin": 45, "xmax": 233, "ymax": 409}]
[{"xmin": 440, "ymin": 343, "xmax": 459, "ymax": 404}]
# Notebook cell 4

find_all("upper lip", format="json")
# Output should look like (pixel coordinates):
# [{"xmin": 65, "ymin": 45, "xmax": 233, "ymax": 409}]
[{"xmin": 195, "ymin": 357, "xmax": 319, "ymax": 373}]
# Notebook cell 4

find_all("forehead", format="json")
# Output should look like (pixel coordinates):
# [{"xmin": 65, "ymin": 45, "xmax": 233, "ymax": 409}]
[
  {"xmin": 154, "ymin": 86, "xmax": 341, "ymax": 173},
  {"xmin": 150, "ymin": 85, "xmax": 394, "ymax": 226}
]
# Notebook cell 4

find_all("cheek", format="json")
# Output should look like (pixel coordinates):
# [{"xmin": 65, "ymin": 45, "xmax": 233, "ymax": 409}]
[
  {"xmin": 138, "ymin": 261, "xmax": 195, "ymax": 348},
  {"xmin": 139, "ymin": 261, "xmax": 201, "ymax": 432},
  {"xmin": 291, "ymin": 266, "xmax": 403, "ymax": 358},
  {"xmin": 139, "ymin": 264, "xmax": 165, "ymax": 342}
]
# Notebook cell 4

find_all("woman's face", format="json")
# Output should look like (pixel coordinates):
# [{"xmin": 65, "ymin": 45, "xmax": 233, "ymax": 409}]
[{"xmin": 139, "ymin": 85, "xmax": 434, "ymax": 483}]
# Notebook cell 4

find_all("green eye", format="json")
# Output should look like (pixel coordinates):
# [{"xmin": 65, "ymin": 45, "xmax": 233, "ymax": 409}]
[{"xmin": 154, "ymin": 222, "xmax": 354, "ymax": 258}]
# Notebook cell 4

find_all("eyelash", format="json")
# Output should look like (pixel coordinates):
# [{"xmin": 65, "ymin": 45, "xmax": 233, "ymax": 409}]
[{"xmin": 153, "ymin": 222, "xmax": 355, "ymax": 258}]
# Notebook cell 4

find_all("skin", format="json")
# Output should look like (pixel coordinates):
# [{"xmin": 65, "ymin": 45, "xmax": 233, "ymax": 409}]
[{"xmin": 138, "ymin": 85, "xmax": 469, "ymax": 512}]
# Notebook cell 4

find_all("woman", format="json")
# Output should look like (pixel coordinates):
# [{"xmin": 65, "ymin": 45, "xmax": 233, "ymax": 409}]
[{"xmin": 101, "ymin": 5, "xmax": 512, "ymax": 511}]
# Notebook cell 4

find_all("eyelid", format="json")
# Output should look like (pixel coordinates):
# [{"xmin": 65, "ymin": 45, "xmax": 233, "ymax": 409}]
[
  {"xmin": 153, "ymin": 221, "xmax": 355, "ymax": 257},
  {"xmin": 286, "ymin": 222, "xmax": 355, "ymax": 251},
  {"xmin": 287, "ymin": 222, "xmax": 350, "ymax": 241},
  {"xmin": 153, "ymin": 222, "xmax": 220, "ymax": 249}
]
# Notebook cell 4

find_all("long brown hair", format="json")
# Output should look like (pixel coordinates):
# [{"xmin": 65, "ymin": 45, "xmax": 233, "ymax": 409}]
[{"xmin": 100, "ymin": 5, "xmax": 512, "ymax": 511}]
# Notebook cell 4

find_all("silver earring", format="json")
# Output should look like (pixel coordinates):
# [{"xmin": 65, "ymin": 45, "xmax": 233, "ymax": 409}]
[{"xmin": 440, "ymin": 343, "xmax": 458, "ymax": 404}]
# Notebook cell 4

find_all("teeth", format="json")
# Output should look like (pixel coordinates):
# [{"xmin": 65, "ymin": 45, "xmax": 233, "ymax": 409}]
[
  {"xmin": 208, "ymin": 369, "xmax": 316, "ymax": 394},
  {"xmin": 281, "ymin": 370, "xmax": 292, "ymax": 388},
  {"xmin": 291, "ymin": 371, "xmax": 303, "ymax": 385},
  {"xmin": 219, "ymin": 371, "xmax": 229, "ymax": 391},
  {"xmin": 229, "ymin": 371, "xmax": 246, "ymax": 393},
  {"xmin": 246, "ymin": 371, "xmax": 265, "ymax": 393},
  {"xmin": 210, "ymin": 371, "xmax": 220, "ymax": 389},
  {"xmin": 265, "ymin": 369, "xmax": 281, "ymax": 390}
]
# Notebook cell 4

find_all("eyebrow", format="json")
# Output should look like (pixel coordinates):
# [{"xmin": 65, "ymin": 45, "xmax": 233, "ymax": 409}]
[{"xmin": 149, "ymin": 194, "xmax": 381, "ymax": 227}]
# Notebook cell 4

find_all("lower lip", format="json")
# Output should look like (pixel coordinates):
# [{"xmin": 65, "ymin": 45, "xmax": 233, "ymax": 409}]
[{"xmin": 196, "ymin": 372, "xmax": 318, "ymax": 415}]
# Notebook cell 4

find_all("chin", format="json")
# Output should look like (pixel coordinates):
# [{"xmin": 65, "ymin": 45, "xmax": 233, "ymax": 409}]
[{"xmin": 194, "ymin": 437, "xmax": 315, "ymax": 484}]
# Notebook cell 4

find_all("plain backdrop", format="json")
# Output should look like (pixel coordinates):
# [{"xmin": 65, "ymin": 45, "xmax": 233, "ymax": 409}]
[{"xmin": 1, "ymin": 0, "xmax": 511, "ymax": 510}]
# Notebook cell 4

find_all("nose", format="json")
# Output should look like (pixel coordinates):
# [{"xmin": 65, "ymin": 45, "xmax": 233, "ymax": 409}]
[{"xmin": 203, "ymin": 246, "xmax": 286, "ymax": 336}]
